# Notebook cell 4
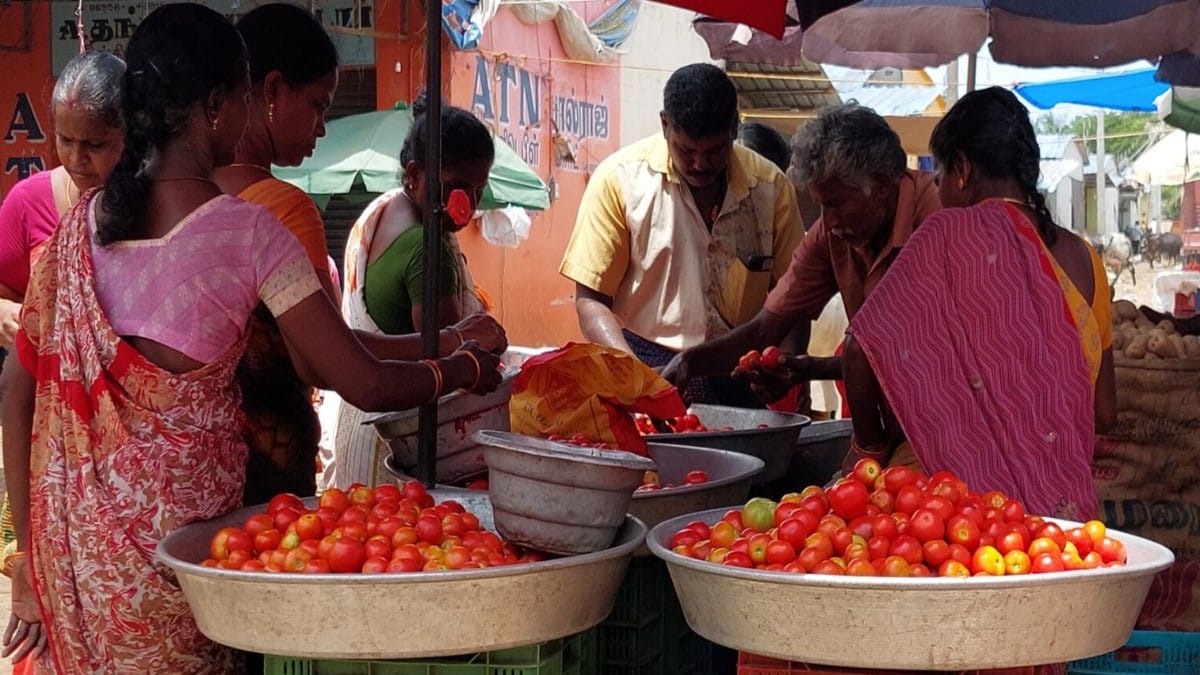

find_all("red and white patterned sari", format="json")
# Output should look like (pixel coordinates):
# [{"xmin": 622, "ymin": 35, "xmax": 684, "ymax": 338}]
[{"xmin": 16, "ymin": 192, "xmax": 245, "ymax": 673}]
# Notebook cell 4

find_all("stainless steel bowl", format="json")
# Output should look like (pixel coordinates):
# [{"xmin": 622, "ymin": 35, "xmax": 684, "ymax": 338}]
[
  {"xmin": 628, "ymin": 443, "xmax": 764, "ymax": 554},
  {"xmin": 476, "ymin": 430, "xmax": 656, "ymax": 555},
  {"xmin": 647, "ymin": 507, "xmax": 1174, "ymax": 670},
  {"xmin": 365, "ymin": 369, "xmax": 517, "ymax": 484},
  {"xmin": 644, "ymin": 404, "xmax": 809, "ymax": 484},
  {"xmin": 156, "ymin": 491, "xmax": 646, "ymax": 660}
]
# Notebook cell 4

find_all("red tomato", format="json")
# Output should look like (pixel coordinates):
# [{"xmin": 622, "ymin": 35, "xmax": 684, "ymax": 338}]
[
  {"xmin": 1031, "ymin": 552, "xmax": 1066, "ymax": 573},
  {"xmin": 795, "ymin": 546, "xmax": 826, "ymax": 572},
  {"xmin": 908, "ymin": 509, "xmax": 945, "ymax": 544},
  {"xmin": 868, "ymin": 489, "xmax": 895, "ymax": 514},
  {"xmin": 363, "ymin": 535, "xmax": 392, "ymax": 560},
  {"xmin": 804, "ymin": 532, "xmax": 834, "ymax": 559},
  {"xmin": 210, "ymin": 527, "xmax": 246, "ymax": 561},
  {"xmin": 813, "ymin": 560, "xmax": 846, "ymax": 575},
  {"xmin": 847, "ymin": 516, "xmax": 874, "ymax": 540},
  {"xmin": 867, "ymin": 535, "xmax": 891, "ymax": 561},
  {"xmin": 253, "ymin": 529, "xmax": 282, "ymax": 554},
  {"xmin": 889, "ymin": 535, "xmax": 923, "ymax": 565},
  {"xmin": 921, "ymin": 495, "xmax": 955, "ymax": 522},
  {"xmin": 826, "ymin": 479, "xmax": 870, "ymax": 520},
  {"xmin": 328, "ymin": 537, "xmax": 367, "ymax": 573},
  {"xmin": 945, "ymin": 515, "xmax": 981, "ymax": 550},
  {"xmin": 723, "ymin": 551, "xmax": 754, "ymax": 568},
  {"xmin": 851, "ymin": 458, "xmax": 883, "ymax": 488},
  {"xmin": 283, "ymin": 548, "xmax": 313, "ymax": 573},
  {"xmin": 893, "ymin": 484, "xmax": 924, "ymax": 516},
  {"xmin": 1064, "ymin": 527, "xmax": 1094, "ymax": 556},
  {"xmin": 764, "ymin": 539, "xmax": 797, "ymax": 566},
  {"xmin": 272, "ymin": 506, "xmax": 302, "ymax": 533},
  {"xmin": 829, "ymin": 527, "xmax": 855, "ymax": 556},
  {"xmin": 243, "ymin": 513, "xmax": 275, "ymax": 538},
  {"xmin": 710, "ymin": 521, "xmax": 740, "ymax": 549},
  {"xmin": 1034, "ymin": 522, "xmax": 1067, "ymax": 549},
  {"xmin": 997, "ymin": 530, "xmax": 1027, "ymax": 556},
  {"xmin": 947, "ymin": 543, "xmax": 973, "ymax": 567},
  {"xmin": 1083, "ymin": 520, "xmax": 1107, "ymax": 544},
  {"xmin": 881, "ymin": 555, "xmax": 911, "ymax": 577},
  {"xmin": 938, "ymin": 560, "xmax": 971, "ymax": 578},
  {"xmin": 980, "ymin": 490, "xmax": 1007, "ymax": 510},
  {"xmin": 921, "ymin": 539, "xmax": 951, "ymax": 568},
  {"xmin": 870, "ymin": 514, "xmax": 898, "ymax": 541},
  {"xmin": 738, "ymin": 350, "xmax": 762, "ymax": 370},
  {"xmin": 845, "ymin": 558, "xmax": 876, "ymax": 576},
  {"xmin": 1004, "ymin": 550, "xmax": 1032, "ymax": 575},
  {"xmin": 293, "ymin": 513, "xmax": 324, "ymax": 542},
  {"xmin": 882, "ymin": 466, "xmax": 921, "ymax": 495},
  {"xmin": 971, "ymin": 546, "xmax": 1006, "ymax": 576},
  {"xmin": 267, "ymin": 493, "xmax": 305, "ymax": 516},
  {"xmin": 415, "ymin": 516, "xmax": 445, "ymax": 545},
  {"xmin": 747, "ymin": 533, "xmax": 773, "ymax": 565},
  {"xmin": 318, "ymin": 488, "xmax": 351, "ymax": 513},
  {"xmin": 683, "ymin": 470, "xmax": 710, "ymax": 485},
  {"xmin": 759, "ymin": 345, "xmax": 782, "ymax": 367},
  {"xmin": 1095, "ymin": 536, "xmax": 1127, "ymax": 564},
  {"xmin": 1001, "ymin": 499, "xmax": 1026, "ymax": 524},
  {"xmin": 444, "ymin": 546, "xmax": 472, "ymax": 570}
]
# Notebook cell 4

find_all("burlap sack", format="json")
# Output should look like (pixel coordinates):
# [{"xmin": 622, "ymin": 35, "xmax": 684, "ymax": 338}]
[{"xmin": 1094, "ymin": 354, "xmax": 1200, "ymax": 631}]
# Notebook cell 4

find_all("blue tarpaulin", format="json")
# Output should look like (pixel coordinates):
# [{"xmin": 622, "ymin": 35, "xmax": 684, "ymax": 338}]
[{"xmin": 1014, "ymin": 68, "xmax": 1169, "ymax": 112}]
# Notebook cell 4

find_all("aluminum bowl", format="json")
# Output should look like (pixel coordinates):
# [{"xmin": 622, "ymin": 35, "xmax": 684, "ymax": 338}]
[
  {"xmin": 476, "ymin": 430, "xmax": 656, "ymax": 555},
  {"xmin": 647, "ymin": 507, "xmax": 1174, "ymax": 671},
  {"xmin": 644, "ymin": 404, "xmax": 809, "ymax": 484},
  {"xmin": 364, "ymin": 369, "xmax": 517, "ymax": 484},
  {"xmin": 156, "ymin": 492, "xmax": 645, "ymax": 660},
  {"xmin": 629, "ymin": 443, "xmax": 764, "ymax": 554}
]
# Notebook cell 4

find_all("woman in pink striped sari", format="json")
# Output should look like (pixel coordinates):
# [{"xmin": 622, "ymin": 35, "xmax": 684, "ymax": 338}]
[{"xmin": 843, "ymin": 87, "xmax": 1116, "ymax": 522}]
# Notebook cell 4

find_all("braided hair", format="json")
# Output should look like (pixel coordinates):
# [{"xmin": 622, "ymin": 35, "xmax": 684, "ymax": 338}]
[
  {"xmin": 97, "ymin": 4, "xmax": 246, "ymax": 245},
  {"xmin": 399, "ymin": 94, "xmax": 495, "ymax": 175},
  {"xmin": 930, "ymin": 86, "xmax": 1058, "ymax": 246}
]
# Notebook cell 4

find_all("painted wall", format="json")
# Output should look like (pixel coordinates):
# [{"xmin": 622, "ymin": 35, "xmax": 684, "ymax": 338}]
[
  {"xmin": 447, "ymin": 6, "xmax": 625, "ymax": 348},
  {"xmin": 1, "ymin": 2, "xmax": 54, "ymax": 200}
]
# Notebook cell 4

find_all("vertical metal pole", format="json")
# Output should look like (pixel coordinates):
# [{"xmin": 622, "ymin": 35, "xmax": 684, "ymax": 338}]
[
  {"xmin": 417, "ymin": 0, "xmax": 443, "ymax": 489},
  {"xmin": 1097, "ymin": 110, "xmax": 1108, "ymax": 235}
]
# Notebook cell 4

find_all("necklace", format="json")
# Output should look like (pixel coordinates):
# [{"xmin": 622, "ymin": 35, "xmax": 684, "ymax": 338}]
[
  {"xmin": 990, "ymin": 197, "xmax": 1028, "ymax": 207},
  {"xmin": 226, "ymin": 162, "xmax": 272, "ymax": 173}
]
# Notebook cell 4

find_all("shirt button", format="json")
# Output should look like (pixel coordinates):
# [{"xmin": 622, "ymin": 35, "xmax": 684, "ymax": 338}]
[
  {"xmin": 969, "ymin": 376, "xmax": 984, "ymax": 390},
  {"xmin": 1046, "ymin": 432, "xmax": 1057, "ymax": 443}
]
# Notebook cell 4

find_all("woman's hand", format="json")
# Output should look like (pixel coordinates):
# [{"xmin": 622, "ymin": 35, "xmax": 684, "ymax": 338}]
[
  {"xmin": 450, "ymin": 341, "xmax": 504, "ymax": 395},
  {"xmin": 451, "ymin": 313, "xmax": 508, "ymax": 355},
  {"xmin": 0, "ymin": 299, "xmax": 19, "ymax": 349},
  {"xmin": 3, "ymin": 558, "xmax": 47, "ymax": 663}
]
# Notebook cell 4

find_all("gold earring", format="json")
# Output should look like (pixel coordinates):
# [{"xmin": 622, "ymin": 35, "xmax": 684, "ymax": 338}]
[
  {"xmin": 268, "ymin": 103, "xmax": 275, "ymax": 124},
  {"xmin": 958, "ymin": 177, "xmax": 965, "ymax": 190},
  {"xmin": 211, "ymin": 116, "xmax": 220, "ymax": 132}
]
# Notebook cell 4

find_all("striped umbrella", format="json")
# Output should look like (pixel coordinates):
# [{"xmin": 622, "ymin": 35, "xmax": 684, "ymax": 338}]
[{"xmin": 693, "ymin": 0, "xmax": 1200, "ymax": 84}]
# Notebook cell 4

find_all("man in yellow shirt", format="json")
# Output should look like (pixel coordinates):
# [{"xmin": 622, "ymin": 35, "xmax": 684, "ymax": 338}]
[{"xmin": 559, "ymin": 63, "xmax": 804, "ymax": 405}]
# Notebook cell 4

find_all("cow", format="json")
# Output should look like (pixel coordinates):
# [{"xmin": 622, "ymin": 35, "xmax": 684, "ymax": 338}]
[
  {"xmin": 1088, "ymin": 232, "xmax": 1135, "ymax": 288},
  {"xmin": 1144, "ymin": 232, "xmax": 1183, "ymax": 268}
]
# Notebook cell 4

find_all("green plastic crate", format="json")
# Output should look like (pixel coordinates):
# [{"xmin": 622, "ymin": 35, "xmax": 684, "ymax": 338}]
[
  {"xmin": 1068, "ymin": 630, "xmax": 1200, "ymax": 675},
  {"xmin": 586, "ymin": 556, "xmax": 722, "ymax": 675},
  {"xmin": 264, "ymin": 634, "xmax": 586, "ymax": 675}
]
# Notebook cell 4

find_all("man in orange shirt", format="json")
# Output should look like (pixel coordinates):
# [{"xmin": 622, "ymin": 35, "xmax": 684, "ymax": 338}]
[{"xmin": 663, "ymin": 104, "xmax": 941, "ymax": 403}]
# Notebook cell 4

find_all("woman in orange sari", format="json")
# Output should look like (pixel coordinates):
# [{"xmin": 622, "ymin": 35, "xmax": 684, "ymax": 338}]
[
  {"xmin": 0, "ymin": 5, "xmax": 502, "ymax": 672},
  {"xmin": 843, "ymin": 87, "xmax": 1116, "ymax": 525}
]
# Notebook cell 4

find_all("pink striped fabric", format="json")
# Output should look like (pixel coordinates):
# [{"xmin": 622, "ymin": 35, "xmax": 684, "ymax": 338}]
[{"xmin": 847, "ymin": 201, "xmax": 1097, "ymax": 520}]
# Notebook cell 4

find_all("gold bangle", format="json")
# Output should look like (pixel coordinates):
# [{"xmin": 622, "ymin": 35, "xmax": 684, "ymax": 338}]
[
  {"xmin": 449, "ymin": 327, "xmax": 466, "ymax": 349},
  {"xmin": 850, "ymin": 436, "xmax": 888, "ymax": 460},
  {"xmin": 460, "ymin": 350, "xmax": 481, "ymax": 391},
  {"xmin": 421, "ymin": 359, "xmax": 443, "ymax": 402}
]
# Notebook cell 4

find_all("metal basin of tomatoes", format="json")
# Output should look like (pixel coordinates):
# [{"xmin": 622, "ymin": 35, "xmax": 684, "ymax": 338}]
[
  {"xmin": 157, "ymin": 491, "xmax": 645, "ymax": 660},
  {"xmin": 647, "ymin": 508, "xmax": 1174, "ymax": 671},
  {"xmin": 364, "ymin": 369, "xmax": 518, "ymax": 484},
  {"xmin": 628, "ymin": 442, "xmax": 764, "ymax": 555},
  {"xmin": 642, "ymin": 404, "xmax": 809, "ymax": 484}
]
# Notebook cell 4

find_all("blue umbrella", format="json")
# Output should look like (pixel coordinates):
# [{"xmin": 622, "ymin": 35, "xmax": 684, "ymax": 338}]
[{"xmin": 1014, "ymin": 68, "xmax": 1169, "ymax": 113}]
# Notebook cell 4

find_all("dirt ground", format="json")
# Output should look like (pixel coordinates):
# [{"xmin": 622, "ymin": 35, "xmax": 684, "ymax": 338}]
[{"xmin": 1111, "ymin": 256, "xmax": 1181, "ymax": 312}]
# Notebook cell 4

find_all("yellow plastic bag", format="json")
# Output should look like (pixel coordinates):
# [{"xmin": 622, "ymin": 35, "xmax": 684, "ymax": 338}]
[{"xmin": 510, "ymin": 343, "xmax": 687, "ymax": 455}]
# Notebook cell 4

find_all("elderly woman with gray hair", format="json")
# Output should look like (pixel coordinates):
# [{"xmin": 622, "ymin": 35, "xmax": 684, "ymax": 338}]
[
  {"xmin": 663, "ymin": 103, "xmax": 941, "ymax": 415},
  {"xmin": 0, "ymin": 51, "xmax": 126, "ymax": 355}
]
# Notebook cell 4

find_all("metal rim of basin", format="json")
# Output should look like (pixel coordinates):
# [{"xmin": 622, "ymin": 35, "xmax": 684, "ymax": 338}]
[{"xmin": 473, "ymin": 430, "xmax": 657, "ymax": 472}]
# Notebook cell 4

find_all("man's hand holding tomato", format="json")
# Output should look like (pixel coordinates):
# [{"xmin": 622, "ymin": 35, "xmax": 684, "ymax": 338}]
[{"xmin": 731, "ymin": 348, "xmax": 820, "ymax": 405}]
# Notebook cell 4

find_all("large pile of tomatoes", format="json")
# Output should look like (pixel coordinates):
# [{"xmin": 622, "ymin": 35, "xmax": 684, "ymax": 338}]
[
  {"xmin": 202, "ymin": 481, "xmax": 544, "ymax": 573},
  {"xmin": 668, "ymin": 461, "xmax": 1128, "ymax": 577}
]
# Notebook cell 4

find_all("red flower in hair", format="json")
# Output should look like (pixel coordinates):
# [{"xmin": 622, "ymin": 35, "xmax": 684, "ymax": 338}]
[{"xmin": 446, "ymin": 189, "xmax": 473, "ymax": 226}]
